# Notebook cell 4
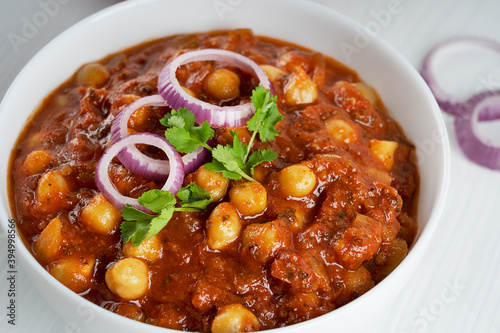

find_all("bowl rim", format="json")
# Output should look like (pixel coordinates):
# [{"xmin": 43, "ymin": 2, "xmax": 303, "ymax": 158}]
[{"xmin": 0, "ymin": 0, "xmax": 450, "ymax": 331}]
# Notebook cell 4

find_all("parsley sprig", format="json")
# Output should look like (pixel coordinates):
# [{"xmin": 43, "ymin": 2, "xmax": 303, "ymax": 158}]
[{"xmin": 120, "ymin": 84, "xmax": 281, "ymax": 246}]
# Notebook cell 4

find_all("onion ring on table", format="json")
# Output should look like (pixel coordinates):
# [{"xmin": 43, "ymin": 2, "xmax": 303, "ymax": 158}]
[
  {"xmin": 421, "ymin": 37, "xmax": 500, "ymax": 116},
  {"xmin": 454, "ymin": 90, "xmax": 500, "ymax": 170}
]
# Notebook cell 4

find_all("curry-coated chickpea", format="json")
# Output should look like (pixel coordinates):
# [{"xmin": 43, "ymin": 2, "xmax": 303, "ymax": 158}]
[
  {"xmin": 211, "ymin": 304, "xmax": 261, "ymax": 333},
  {"xmin": 259, "ymin": 64, "xmax": 286, "ymax": 83},
  {"xmin": 206, "ymin": 202, "xmax": 242, "ymax": 250},
  {"xmin": 205, "ymin": 68, "xmax": 241, "ymax": 100},
  {"xmin": 34, "ymin": 217, "xmax": 62, "ymax": 263},
  {"xmin": 33, "ymin": 218, "xmax": 62, "ymax": 263},
  {"xmin": 105, "ymin": 258, "xmax": 149, "ymax": 300},
  {"xmin": 37, "ymin": 170, "xmax": 72, "ymax": 212},
  {"xmin": 337, "ymin": 265, "xmax": 374, "ymax": 305},
  {"xmin": 80, "ymin": 193, "xmax": 122, "ymax": 235},
  {"xmin": 278, "ymin": 164, "xmax": 317, "ymax": 197},
  {"xmin": 76, "ymin": 62, "xmax": 110, "ymax": 87},
  {"xmin": 369, "ymin": 139, "xmax": 398, "ymax": 171},
  {"xmin": 229, "ymin": 182, "xmax": 267, "ymax": 216},
  {"xmin": 49, "ymin": 256, "xmax": 95, "ymax": 293},
  {"xmin": 194, "ymin": 165, "xmax": 229, "ymax": 201},
  {"xmin": 241, "ymin": 219, "xmax": 292, "ymax": 263},
  {"xmin": 283, "ymin": 67, "xmax": 317, "ymax": 105},
  {"xmin": 22, "ymin": 150, "xmax": 53, "ymax": 176},
  {"xmin": 122, "ymin": 234, "xmax": 163, "ymax": 262}
]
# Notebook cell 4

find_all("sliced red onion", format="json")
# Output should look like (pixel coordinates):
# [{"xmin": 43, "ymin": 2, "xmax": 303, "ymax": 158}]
[
  {"xmin": 110, "ymin": 95, "xmax": 170, "ymax": 180},
  {"xmin": 421, "ymin": 37, "xmax": 500, "ymax": 116},
  {"xmin": 455, "ymin": 90, "xmax": 500, "ymax": 170},
  {"xmin": 110, "ymin": 95, "xmax": 213, "ymax": 179},
  {"xmin": 158, "ymin": 49, "xmax": 274, "ymax": 128},
  {"xmin": 96, "ymin": 133, "xmax": 184, "ymax": 211}
]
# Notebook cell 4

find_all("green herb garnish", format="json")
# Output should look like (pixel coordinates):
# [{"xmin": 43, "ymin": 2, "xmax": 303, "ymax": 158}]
[
  {"xmin": 120, "ymin": 84, "xmax": 281, "ymax": 245},
  {"xmin": 121, "ymin": 183, "xmax": 212, "ymax": 246}
]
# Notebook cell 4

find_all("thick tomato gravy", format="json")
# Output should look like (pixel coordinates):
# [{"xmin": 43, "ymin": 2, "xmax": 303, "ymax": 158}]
[{"xmin": 9, "ymin": 29, "xmax": 418, "ymax": 331}]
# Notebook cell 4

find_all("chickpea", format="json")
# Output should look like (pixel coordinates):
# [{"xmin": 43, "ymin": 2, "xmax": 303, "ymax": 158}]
[
  {"xmin": 80, "ymin": 193, "xmax": 122, "ymax": 235},
  {"xmin": 325, "ymin": 117, "xmax": 358, "ymax": 144},
  {"xmin": 278, "ymin": 165, "xmax": 317, "ymax": 197},
  {"xmin": 194, "ymin": 166, "xmax": 229, "ymax": 201},
  {"xmin": 22, "ymin": 150, "xmax": 53, "ymax": 176},
  {"xmin": 252, "ymin": 164, "xmax": 271, "ymax": 183},
  {"xmin": 206, "ymin": 202, "xmax": 242, "ymax": 250},
  {"xmin": 365, "ymin": 167, "xmax": 393, "ymax": 185},
  {"xmin": 369, "ymin": 139, "xmax": 398, "ymax": 171},
  {"xmin": 33, "ymin": 217, "xmax": 62, "ymax": 263},
  {"xmin": 110, "ymin": 94, "xmax": 140, "ymax": 116},
  {"xmin": 211, "ymin": 304, "xmax": 261, "ymax": 333},
  {"xmin": 259, "ymin": 64, "xmax": 286, "ymax": 83},
  {"xmin": 128, "ymin": 105, "xmax": 150, "ymax": 130},
  {"xmin": 76, "ymin": 62, "xmax": 110, "ymax": 87},
  {"xmin": 182, "ymin": 86, "xmax": 197, "ymax": 98},
  {"xmin": 337, "ymin": 265, "xmax": 374, "ymax": 305},
  {"xmin": 105, "ymin": 258, "xmax": 149, "ymax": 300},
  {"xmin": 49, "ymin": 256, "xmax": 95, "ymax": 293},
  {"xmin": 229, "ymin": 182, "xmax": 267, "ymax": 216},
  {"xmin": 284, "ymin": 67, "xmax": 317, "ymax": 105},
  {"xmin": 373, "ymin": 238, "xmax": 408, "ymax": 281},
  {"xmin": 36, "ymin": 170, "xmax": 72, "ymax": 213},
  {"xmin": 205, "ymin": 68, "xmax": 240, "ymax": 100},
  {"xmin": 241, "ymin": 219, "xmax": 292, "ymax": 263},
  {"xmin": 122, "ymin": 234, "xmax": 163, "ymax": 262},
  {"xmin": 354, "ymin": 82, "xmax": 377, "ymax": 105}
]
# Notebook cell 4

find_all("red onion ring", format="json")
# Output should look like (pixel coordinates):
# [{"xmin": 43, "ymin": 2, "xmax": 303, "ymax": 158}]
[
  {"xmin": 96, "ymin": 133, "xmax": 184, "ymax": 211},
  {"xmin": 421, "ymin": 37, "xmax": 500, "ymax": 116},
  {"xmin": 455, "ymin": 91, "xmax": 500, "ymax": 170},
  {"xmin": 158, "ymin": 49, "xmax": 274, "ymax": 128},
  {"xmin": 110, "ymin": 95, "xmax": 171, "ymax": 181},
  {"xmin": 110, "ymin": 95, "xmax": 213, "ymax": 179}
]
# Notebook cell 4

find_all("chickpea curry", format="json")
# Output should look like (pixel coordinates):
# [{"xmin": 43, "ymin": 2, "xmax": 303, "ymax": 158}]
[{"xmin": 8, "ymin": 29, "xmax": 418, "ymax": 332}]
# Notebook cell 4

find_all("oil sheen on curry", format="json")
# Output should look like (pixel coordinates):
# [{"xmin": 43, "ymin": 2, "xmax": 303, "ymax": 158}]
[{"xmin": 8, "ymin": 29, "xmax": 419, "ymax": 332}]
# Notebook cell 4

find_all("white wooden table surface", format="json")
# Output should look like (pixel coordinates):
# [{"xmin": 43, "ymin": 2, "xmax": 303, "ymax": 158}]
[{"xmin": 1, "ymin": 0, "xmax": 500, "ymax": 332}]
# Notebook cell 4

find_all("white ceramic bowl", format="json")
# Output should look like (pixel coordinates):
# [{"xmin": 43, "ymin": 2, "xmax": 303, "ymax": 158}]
[{"xmin": 0, "ymin": 0, "xmax": 450, "ymax": 332}]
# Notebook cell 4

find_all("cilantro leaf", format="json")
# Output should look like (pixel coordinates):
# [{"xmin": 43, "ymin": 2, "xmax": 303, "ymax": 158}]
[
  {"xmin": 244, "ymin": 149, "xmax": 278, "ymax": 176},
  {"xmin": 176, "ymin": 182, "xmax": 213, "ymax": 209},
  {"xmin": 247, "ymin": 84, "xmax": 283, "ymax": 142},
  {"xmin": 121, "ymin": 204, "xmax": 155, "ymax": 223},
  {"xmin": 161, "ymin": 108, "xmax": 214, "ymax": 153},
  {"xmin": 210, "ymin": 144, "xmax": 253, "ymax": 181},
  {"xmin": 229, "ymin": 130, "xmax": 249, "ymax": 161},
  {"xmin": 147, "ymin": 207, "xmax": 174, "ymax": 237},
  {"xmin": 120, "ymin": 185, "xmax": 211, "ymax": 247},
  {"xmin": 137, "ymin": 189, "xmax": 176, "ymax": 213},
  {"xmin": 160, "ymin": 107, "xmax": 195, "ymax": 129},
  {"xmin": 204, "ymin": 159, "xmax": 243, "ymax": 180},
  {"xmin": 120, "ymin": 205, "xmax": 155, "ymax": 246},
  {"xmin": 164, "ymin": 127, "xmax": 203, "ymax": 153}
]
